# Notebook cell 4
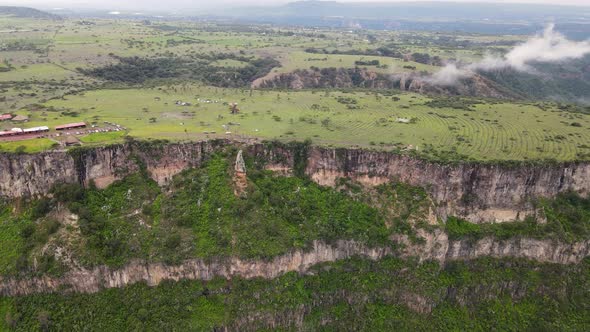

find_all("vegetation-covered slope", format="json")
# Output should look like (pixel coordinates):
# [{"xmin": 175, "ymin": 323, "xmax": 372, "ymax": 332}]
[
  {"xmin": 1, "ymin": 257, "xmax": 589, "ymax": 331},
  {"xmin": 1, "ymin": 148, "xmax": 589, "ymax": 277},
  {"xmin": 0, "ymin": 7, "xmax": 59, "ymax": 19}
]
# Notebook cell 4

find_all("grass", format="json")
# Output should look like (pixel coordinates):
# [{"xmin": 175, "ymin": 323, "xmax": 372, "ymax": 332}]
[
  {"xmin": 0, "ymin": 138, "xmax": 57, "ymax": 153},
  {"xmin": 79, "ymin": 131, "xmax": 126, "ymax": 144},
  {"xmin": 0, "ymin": 63, "xmax": 82, "ymax": 82},
  {"xmin": 22, "ymin": 85, "xmax": 590, "ymax": 161},
  {"xmin": 277, "ymin": 51, "xmax": 438, "ymax": 74}
]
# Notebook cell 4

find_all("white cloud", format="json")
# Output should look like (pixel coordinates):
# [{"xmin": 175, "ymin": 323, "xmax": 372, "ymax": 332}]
[
  {"xmin": 499, "ymin": 24, "xmax": 590, "ymax": 70},
  {"xmin": 428, "ymin": 64, "xmax": 471, "ymax": 86},
  {"xmin": 433, "ymin": 24, "xmax": 590, "ymax": 85}
]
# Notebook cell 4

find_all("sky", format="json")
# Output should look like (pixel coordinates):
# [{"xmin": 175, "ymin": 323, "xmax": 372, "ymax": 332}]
[{"xmin": 2, "ymin": 0, "xmax": 590, "ymax": 11}]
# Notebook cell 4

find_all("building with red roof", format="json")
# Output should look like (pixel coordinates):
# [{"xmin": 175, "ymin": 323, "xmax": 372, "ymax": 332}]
[
  {"xmin": 55, "ymin": 122, "xmax": 87, "ymax": 131},
  {"xmin": 0, "ymin": 114, "xmax": 13, "ymax": 121}
]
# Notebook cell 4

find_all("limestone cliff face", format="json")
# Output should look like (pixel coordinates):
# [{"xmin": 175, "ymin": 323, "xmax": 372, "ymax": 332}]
[
  {"xmin": 0, "ymin": 151, "xmax": 77, "ymax": 198},
  {"xmin": 0, "ymin": 141, "xmax": 220, "ymax": 197},
  {"xmin": 304, "ymin": 148, "xmax": 590, "ymax": 222},
  {"xmin": 1, "ymin": 141, "xmax": 590, "ymax": 223},
  {"xmin": 0, "ymin": 237, "xmax": 587, "ymax": 297},
  {"xmin": 0, "ymin": 241, "xmax": 389, "ymax": 297},
  {"xmin": 393, "ymin": 229, "xmax": 590, "ymax": 265}
]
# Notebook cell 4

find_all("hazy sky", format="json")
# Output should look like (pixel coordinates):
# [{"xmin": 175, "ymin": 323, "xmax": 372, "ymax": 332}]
[{"xmin": 2, "ymin": 0, "xmax": 589, "ymax": 11}]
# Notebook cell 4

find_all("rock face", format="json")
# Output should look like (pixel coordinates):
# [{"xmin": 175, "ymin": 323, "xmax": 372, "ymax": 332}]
[
  {"xmin": 235, "ymin": 150, "xmax": 247, "ymax": 174},
  {"xmin": 0, "ymin": 241, "xmax": 390, "ymax": 296},
  {"xmin": 302, "ymin": 148, "xmax": 590, "ymax": 222},
  {"xmin": 234, "ymin": 149, "xmax": 248, "ymax": 196},
  {"xmin": 256, "ymin": 68, "xmax": 518, "ymax": 99},
  {"xmin": 394, "ymin": 229, "xmax": 590, "ymax": 265},
  {"xmin": 0, "ymin": 237, "xmax": 587, "ymax": 297},
  {"xmin": 1, "ymin": 140, "xmax": 590, "ymax": 223},
  {"xmin": 1, "ymin": 140, "xmax": 590, "ymax": 296},
  {"xmin": 0, "ymin": 141, "xmax": 219, "ymax": 197}
]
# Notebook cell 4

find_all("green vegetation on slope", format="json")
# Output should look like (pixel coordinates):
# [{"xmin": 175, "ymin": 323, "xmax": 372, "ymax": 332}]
[
  {"xmin": 0, "ymin": 202, "xmax": 26, "ymax": 275},
  {"xmin": 1, "ymin": 256, "xmax": 588, "ymax": 331},
  {"xmin": 164, "ymin": 155, "xmax": 389, "ymax": 259},
  {"xmin": 3, "ymin": 149, "xmax": 590, "ymax": 276},
  {"xmin": 80, "ymin": 54, "xmax": 279, "ymax": 87},
  {"xmin": 6, "ymin": 152, "xmax": 409, "ymax": 273}
]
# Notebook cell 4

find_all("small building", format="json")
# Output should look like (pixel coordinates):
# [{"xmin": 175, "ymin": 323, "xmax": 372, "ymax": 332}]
[
  {"xmin": 0, "ymin": 114, "xmax": 13, "ymax": 121},
  {"xmin": 55, "ymin": 122, "xmax": 87, "ymax": 131},
  {"xmin": 23, "ymin": 126, "xmax": 49, "ymax": 134},
  {"xmin": 12, "ymin": 115, "xmax": 29, "ymax": 122}
]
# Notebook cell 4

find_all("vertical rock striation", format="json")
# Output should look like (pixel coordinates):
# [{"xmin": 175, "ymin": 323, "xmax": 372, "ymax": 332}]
[{"xmin": 1, "ymin": 140, "xmax": 589, "ymax": 223}]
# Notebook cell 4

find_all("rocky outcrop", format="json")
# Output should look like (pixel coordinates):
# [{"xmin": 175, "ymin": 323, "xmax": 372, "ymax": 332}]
[
  {"xmin": 403, "ymin": 73, "xmax": 520, "ymax": 100},
  {"xmin": 1, "ymin": 237, "xmax": 588, "ymax": 297},
  {"xmin": 256, "ymin": 68, "xmax": 393, "ymax": 90},
  {"xmin": 394, "ymin": 229, "xmax": 590, "ymax": 265},
  {"xmin": 256, "ymin": 68, "xmax": 518, "ymax": 99},
  {"xmin": 0, "ymin": 141, "xmax": 220, "ymax": 197},
  {"xmin": 0, "ymin": 240, "xmax": 389, "ymax": 297},
  {"xmin": 1, "ymin": 140, "xmax": 590, "ymax": 223},
  {"xmin": 303, "ymin": 148, "xmax": 590, "ymax": 222}
]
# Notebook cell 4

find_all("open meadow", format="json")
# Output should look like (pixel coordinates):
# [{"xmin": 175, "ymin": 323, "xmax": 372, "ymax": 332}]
[{"xmin": 2, "ymin": 84, "xmax": 586, "ymax": 161}]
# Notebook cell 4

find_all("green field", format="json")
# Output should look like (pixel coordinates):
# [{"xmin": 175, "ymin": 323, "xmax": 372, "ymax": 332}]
[
  {"xmin": 79, "ymin": 131, "xmax": 126, "ymax": 144},
  {"xmin": 277, "ymin": 51, "xmax": 438, "ymax": 75},
  {"xmin": 0, "ymin": 138, "xmax": 57, "ymax": 153},
  {"xmin": 1, "ymin": 85, "xmax": 583, "ymax": 161}
]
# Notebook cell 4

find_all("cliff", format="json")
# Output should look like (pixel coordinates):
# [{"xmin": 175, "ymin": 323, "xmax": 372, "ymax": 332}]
[
  {"xmin": 2, "ymin": 139, "xmax": 589, "ymax": 296},
  {"xmin": 1, "ymin": 237, "xmax": 587, "ymax": 297},
  {"xmin": 256, "ymin": 144, "xmax": 590, "ymax": 222},
  {"xmin": 1, "ymin": 140, "xmax": 590, "ymax": 223},
  {"xmin": 0, "ymin": 241, "xmax": 388, "ymax": 296},
  {"xmin": 394, "ymin": 229, "xmax": 590, "ymax": 264},
  {"xmin": 0, "ymin": 141, "xmax": 219, "ymax": 197},
  {"xmin": 255, "ymin": 68, "xmax": 519, "ymax": 99}
]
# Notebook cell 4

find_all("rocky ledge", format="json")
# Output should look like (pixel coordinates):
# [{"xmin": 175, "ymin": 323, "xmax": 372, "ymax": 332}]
[{"xmin": 1, "ymin": 236, "xmax": 588, "ymax": 297}]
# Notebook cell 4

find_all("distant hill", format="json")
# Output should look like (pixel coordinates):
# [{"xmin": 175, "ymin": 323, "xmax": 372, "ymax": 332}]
[
  {"xmin": 0, "ymin": 6, "xmax": 61, "ymax": 19},
  {"xmin": 226, "ymin": 1, "xmax": 590, "ymax": 39}
]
